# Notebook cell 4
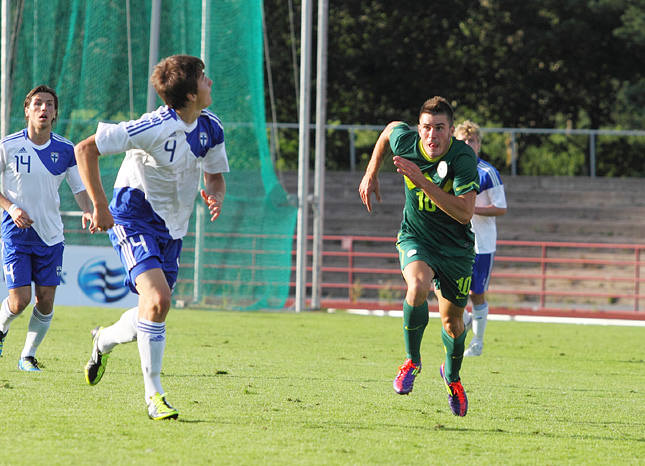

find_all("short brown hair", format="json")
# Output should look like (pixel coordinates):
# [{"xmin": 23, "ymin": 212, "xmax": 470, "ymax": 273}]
[
  {"xmin": 24, "ymin": 85, "xmax": 58, "ymax": 124},
  {"xmin": 419, "ymin": 96, "xmax": 454, "ymax": 126},
  {"xmin": 150, "ymin": 55, "xmax": 205, "ymax": 109}
]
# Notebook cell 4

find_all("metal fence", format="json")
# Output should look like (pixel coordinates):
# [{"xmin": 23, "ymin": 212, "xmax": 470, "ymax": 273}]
[
  {"xmin": 60, "ymin": 211, "xmax": 645, "ymax": 317},
  {"xmin": 266, "ymin": 123, "xmax": 645, "ymax": 176},
  {"xmin": 280, "ymin": 235, "xmax": 645, "ymax": 315}
]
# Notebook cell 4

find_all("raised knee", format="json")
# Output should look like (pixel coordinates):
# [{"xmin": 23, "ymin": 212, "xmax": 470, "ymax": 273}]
[
  {"xmin": 406, "ymin": 282, "xmax": 431, "ymax": 305},
  {"xmin": 8, "ymin": 297, "xmax": 30, "ymax": 314},
  {"xmin": 149, "ymin": 293, "xmax": 172, "ymax": 316}
]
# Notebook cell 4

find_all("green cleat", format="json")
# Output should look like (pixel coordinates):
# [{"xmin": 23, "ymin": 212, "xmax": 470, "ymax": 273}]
[
  {"xmin": 84, "ymin": 326, "xmax": 109, "ymax": 385},
  {"xmin": 147, "ymin": 393, "xmax": 179, "ymax": 421}
]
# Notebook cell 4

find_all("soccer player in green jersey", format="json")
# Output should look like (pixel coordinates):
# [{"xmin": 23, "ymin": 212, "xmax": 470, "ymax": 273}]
[{"xmin": 359, "ymin": 96, "xmax": 479, "ymax": 416}]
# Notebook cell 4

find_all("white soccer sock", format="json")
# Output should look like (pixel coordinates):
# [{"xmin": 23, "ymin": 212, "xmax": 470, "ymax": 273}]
[
  {"xmin": 471, "ymin": 302, "xmax": 489, "ymax": 343},
  {"xmin": 98, "ymin": 307, "xmax": 139, "ymax": 354},
  {"xmin": 462, "ymin": 309, "xmax": 472, "ymax": 329},
  {"xmin": 0, "ymin": 297, "xmax": 20, "ymax": 333},
  {"xmin": 21, "ymin": 307, "xmax": 53, "ymax": 359},
  {"xmin": 137, "ymin": 319, "xmax": 166, "ymax": 401}
]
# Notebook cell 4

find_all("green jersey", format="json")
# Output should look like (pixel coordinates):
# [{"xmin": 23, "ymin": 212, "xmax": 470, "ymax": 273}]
[{"xmin": 390, "ymin": 123, "xmax": 479, "ymax": 257}]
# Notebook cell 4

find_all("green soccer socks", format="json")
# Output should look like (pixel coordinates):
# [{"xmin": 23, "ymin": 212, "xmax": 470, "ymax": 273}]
[
  {"xmin": 403, "ymin": 301, "xmax": 429, "ymax": 364},
  {"xmin": 441, "ymin": 326, "xmax": 467, "ymax": 383}
]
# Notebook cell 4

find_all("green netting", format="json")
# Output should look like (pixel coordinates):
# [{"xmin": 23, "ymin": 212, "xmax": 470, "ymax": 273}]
[{"xmin": 2, "ymin": 0, "xmax": 297, "ymax": 309}]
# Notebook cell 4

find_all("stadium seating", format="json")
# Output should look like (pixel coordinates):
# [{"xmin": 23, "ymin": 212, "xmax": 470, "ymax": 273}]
[{"xmin": 279, "ymin": 171, "xmax": 645, "ymax": 244}]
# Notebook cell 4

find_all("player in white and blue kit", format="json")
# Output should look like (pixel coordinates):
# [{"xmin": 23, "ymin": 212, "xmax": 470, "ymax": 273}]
[
  {"xmin": 76, "ymin": 55, "xmax": 229, "ymax": 420},
  {"xmin": 0, "ymin": 85, "xmax": 93, "ymax": 371},
  {"xmin": 455, "ymin": 121, "xmax": 507, "ymax": 357}
]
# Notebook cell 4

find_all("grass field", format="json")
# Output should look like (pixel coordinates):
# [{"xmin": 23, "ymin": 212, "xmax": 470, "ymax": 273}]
[{"xmin": 0, "ymin": 306, "xmax": 643, "ymax": 466}]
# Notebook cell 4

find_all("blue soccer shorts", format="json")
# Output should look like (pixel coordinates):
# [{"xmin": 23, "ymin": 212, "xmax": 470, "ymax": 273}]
[
  {"xmin": 2, "ymin": 241, "xmax": 64, "ymax": 289},
  {"xmin": 109, "ymin": 224, "xmax": 183, "ymax": 294},
  {"xmin": 470, "ymin": 252, "xmax": 495, "ymax": 295}
]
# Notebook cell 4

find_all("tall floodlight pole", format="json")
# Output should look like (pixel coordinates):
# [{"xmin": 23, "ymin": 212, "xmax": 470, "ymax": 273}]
[
  {"xmin": 146, "ymin": 0, "xmax": 161, "ymax": 112},
  {"xmin": 1, "ymin": 0, "xmax": 11, "ymax": 138},
  {"xmin": 311, "ymin": 0, "xmax": 328, "ymax": 310},
  {"xmin": 295, "ymin": 0, "xmax": 313, "ymax": 312}
]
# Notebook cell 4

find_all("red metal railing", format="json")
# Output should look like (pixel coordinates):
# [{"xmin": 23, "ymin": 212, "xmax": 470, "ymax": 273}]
[
  {"xmin": 98, "ymin": 227, "xmax": 643, "ymax": 315},
  {"xmin": 64, "ymin": 219, "xmax": 645, "ymax": 316},
  {"xmin": 290, "ymin": 235, "xmax": 645, "ymax": 314}
]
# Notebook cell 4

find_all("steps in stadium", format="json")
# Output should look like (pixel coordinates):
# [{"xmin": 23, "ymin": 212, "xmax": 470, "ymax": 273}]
[
  {"xmin": 278, "ymin": 171, "xmax": 645, "ymax": 245},
  {"xmin": 278, "ymin": 171, "xmax": 645, "ymax": 307}
]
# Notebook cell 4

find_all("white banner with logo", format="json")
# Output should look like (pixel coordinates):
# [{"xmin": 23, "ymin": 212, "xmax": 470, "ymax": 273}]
[{"xmin": 0, "ymin": 245, "xmax": 139, "ymax": 308}]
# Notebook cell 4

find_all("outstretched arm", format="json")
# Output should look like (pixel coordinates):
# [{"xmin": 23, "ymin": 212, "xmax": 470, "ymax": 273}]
[
  {"xmin": 359, "ymin": 121, "xmax": 401, "ymax": 212},
  {"xmin": 75, "ymin": 135, "xmax": 114, "ymax": 232},
  {"xmin": 201, "ymin": 172, "xmax": 226, "ymax": 221},
  {"xmin": 393, "ymin": 155, "xmax": 477, "ymax": 225}
]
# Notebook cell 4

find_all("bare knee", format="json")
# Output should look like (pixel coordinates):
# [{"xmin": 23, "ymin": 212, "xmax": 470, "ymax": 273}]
[
  {"xmin": 8, "ymin": 289, "xmax": 32, "ymax": 314},
  {"xmin": 470, "ymin": 292, "xmax": 486, "ymax": 306},
  {"xmin": 141, "ymin": 291, "xmax": 172, "ymax": 321},
  {"xmin": 441, "ymin": 313, "xmax": 465, "ymax": 338},
  {"xmin": 405, "ymin": 278, "xmax": 432, "ymax": 307},
  {"xmin": 8, "ymin": 296, "xmax": 30, "ymax": 314},
  {"xmin": 149, "ymin": 292, "xmax": 171, "ymax": 317},
  {"xmin": 34, "ymin": 288, "xmax": 56, "ymax": 315},
  {"xmin": 443, "ymin": 318, "xmax": 462, "ymax": 336}
]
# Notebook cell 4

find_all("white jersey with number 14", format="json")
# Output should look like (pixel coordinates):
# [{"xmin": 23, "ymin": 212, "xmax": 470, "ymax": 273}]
[{"xmin": 0, "ymin": 129, "xmax": 85, "ymax": 246}]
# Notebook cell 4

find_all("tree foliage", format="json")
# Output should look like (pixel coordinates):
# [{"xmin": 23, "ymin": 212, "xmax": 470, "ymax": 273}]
[{"xmin": 263, "ymin": 0, "xmax": 645, "ymax": 174}]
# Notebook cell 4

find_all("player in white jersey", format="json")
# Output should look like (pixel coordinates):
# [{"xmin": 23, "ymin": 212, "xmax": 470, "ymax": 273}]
[
  {"xmin": 0, "ymin": 85, "xmax": 94, "ymax": 371},
  {"xmin": 76, "ymin": 55, "xmax": 229, "ymax": 421},
  {"xmin": 455, "ymin": 121, "xmax": 507, "ymax": 357}
]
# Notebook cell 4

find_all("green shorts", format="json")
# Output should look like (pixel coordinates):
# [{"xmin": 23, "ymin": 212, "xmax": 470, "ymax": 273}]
[{"xmin": 396, "ymin": 234, "xmax": 475, "ymax": 307}]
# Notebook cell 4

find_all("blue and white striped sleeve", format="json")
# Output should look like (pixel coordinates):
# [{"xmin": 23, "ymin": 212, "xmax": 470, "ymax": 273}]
[{"xmin": 95, "ymin": 121, "xmax": 135, "ymax": 156}]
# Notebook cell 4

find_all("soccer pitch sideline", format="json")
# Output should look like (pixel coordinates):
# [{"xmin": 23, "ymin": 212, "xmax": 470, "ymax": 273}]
[{"xmin": 0, "ymin": 307, "xmax": 643, "ymax": 466}]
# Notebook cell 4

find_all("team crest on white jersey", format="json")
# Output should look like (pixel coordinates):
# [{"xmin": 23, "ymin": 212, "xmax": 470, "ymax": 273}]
[
  {"xmin": 199, "ymin": 132, "xmax": 208, "ymax": 146},
  {"xmin": 51, "ymin": 152, "xmax": 59, "ymax": 163}
]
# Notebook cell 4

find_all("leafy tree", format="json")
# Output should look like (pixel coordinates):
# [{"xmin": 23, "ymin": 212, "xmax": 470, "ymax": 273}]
[{"xmin": 262, "ymin": 0, "xmax": 645, "ymax": 174}]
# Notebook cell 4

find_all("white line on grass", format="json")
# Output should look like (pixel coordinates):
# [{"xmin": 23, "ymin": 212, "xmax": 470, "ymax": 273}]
[{"xmin": 336, "ymin": 309, "xmax": 645, "ymax": 327}]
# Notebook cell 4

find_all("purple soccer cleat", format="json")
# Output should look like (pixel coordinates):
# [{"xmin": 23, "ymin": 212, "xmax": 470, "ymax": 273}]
[
  {"xmin": 393, "ymin": 358, "xmax": 421, "ymax": 394},
  {"xmin": 439, "ymin": 362, "xmax": 468, "ymax": 416}
]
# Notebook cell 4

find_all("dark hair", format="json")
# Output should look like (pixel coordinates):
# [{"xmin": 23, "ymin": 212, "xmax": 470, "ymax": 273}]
[
  {"xmin": 150, "ymin": 55, "xmax": 205, "ymax": 109},
  {"xmin": 419, "ymin": 96, "xmax": 454, "ymax": 127},
  {"xmin": 24, "ymin": 85, "xmax": 58, "ymax": 124}
]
